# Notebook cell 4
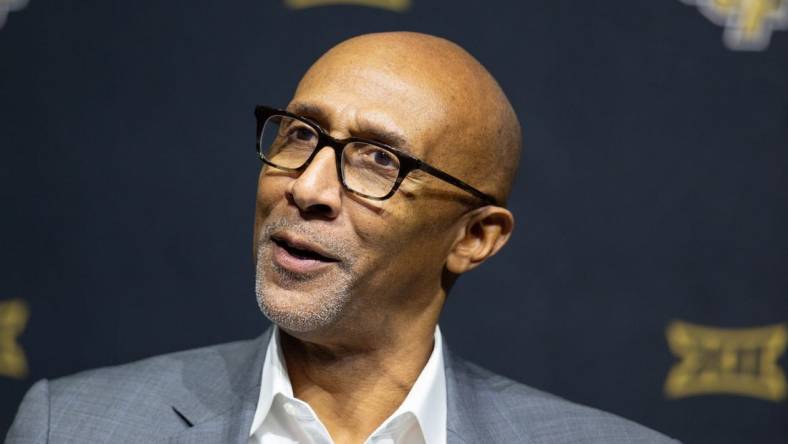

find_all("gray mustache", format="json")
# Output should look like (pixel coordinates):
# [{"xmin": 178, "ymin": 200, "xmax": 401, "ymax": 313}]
[{"xmin": 259, "ymin": 218, "xmax": 357, "ymax": 268}]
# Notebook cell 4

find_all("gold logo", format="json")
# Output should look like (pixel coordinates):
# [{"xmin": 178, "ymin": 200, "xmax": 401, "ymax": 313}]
[
  {"xmin": 0, "ymin": 298, "xmax": 29, "ymax": 379},
  {"xmin": 681, "ymin": 0, "xmax": 788, "ymax": 50},
  {"xmin": 0, "ymin": 0, "xmax": 28, "ymax": 30},
  {"xmin": 285, "ymin": 0, "xmax": 410, "ymax": 12},
  {"xmin": 665, "ymin": 320, "xmax": 787, "ymax": 401}
]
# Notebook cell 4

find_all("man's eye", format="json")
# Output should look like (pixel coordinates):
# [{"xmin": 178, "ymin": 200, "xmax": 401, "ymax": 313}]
[
  {"xmin": 344, "ymin": 143, "xmax": 401, "ymax": 177},
  {"xmin": 371, "ymin": 149, "xmax": 395, "ymax": 167},
  {"xmin": 288, "ymin": 127, "xmax": 315, "ymax": 142}
]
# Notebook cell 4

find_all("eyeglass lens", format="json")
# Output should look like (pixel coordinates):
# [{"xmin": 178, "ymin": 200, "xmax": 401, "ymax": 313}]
[{"xmin": 260, "ymin": 115, "xmax": 402, "ymax": 198}]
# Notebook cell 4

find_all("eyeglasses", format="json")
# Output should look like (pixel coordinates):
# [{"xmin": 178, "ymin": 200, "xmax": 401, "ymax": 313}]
[{"xmin": 255, "ymin": 106, "xmax": 499, "ymax": 206}]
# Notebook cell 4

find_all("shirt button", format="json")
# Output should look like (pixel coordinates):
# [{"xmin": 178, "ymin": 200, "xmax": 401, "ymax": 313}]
[{"xmin": 284, "ymin": 402, "xmax": 297, "ymax": 416}]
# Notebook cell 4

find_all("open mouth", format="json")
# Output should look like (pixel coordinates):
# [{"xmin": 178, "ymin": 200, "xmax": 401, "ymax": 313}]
[{"xmin": 271, "ymin": 236, "xmax": 338, "ymax": 263}]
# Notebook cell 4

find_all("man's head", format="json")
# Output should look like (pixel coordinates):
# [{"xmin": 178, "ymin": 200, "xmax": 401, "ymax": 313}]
[{"xmin": 253, "ymin": 32, "xmax": 521, "ymax": 343}]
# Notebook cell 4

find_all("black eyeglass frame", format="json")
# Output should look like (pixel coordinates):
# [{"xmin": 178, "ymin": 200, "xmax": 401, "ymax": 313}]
[{"xmin": 255, "ymin": 106, "xmax": 500, "ymax": 206}]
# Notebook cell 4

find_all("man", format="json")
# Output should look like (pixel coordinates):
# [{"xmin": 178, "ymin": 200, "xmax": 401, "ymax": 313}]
[{"xmin": 6, "ymin": 32, "xmax": 678, "ymax": 443}]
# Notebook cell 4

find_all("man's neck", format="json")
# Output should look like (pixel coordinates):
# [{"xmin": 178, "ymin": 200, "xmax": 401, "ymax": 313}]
[{"xmin": 279, "ymin": 322, "xmax": 437, "ymax": 444}]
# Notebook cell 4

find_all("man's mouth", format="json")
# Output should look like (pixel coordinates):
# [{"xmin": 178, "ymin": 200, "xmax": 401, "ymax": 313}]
[{"xmin": 270, "ymin": 233, "xmax": 339, "ymax": 273}]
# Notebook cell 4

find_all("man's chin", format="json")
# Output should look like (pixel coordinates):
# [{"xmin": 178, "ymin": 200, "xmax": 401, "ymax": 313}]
[{"xmin": 256, "ymin": 282, "xmax": 351, "ymax": 334}]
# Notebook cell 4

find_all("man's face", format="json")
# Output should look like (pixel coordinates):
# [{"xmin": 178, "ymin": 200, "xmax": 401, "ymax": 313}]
[{"xmin": 253, "ymin": 55, "xmax": 465, "ymax": 337}]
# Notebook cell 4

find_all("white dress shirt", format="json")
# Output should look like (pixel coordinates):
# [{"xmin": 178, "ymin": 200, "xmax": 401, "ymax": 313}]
[{"xmin": 248, "ymin": 325, "xmax": 447, "ymax": 444}]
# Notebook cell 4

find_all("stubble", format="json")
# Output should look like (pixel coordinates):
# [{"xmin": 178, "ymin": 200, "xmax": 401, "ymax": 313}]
[{"xmin": 254, "ymin": 218, "xmax": 358, "ymax": 333}]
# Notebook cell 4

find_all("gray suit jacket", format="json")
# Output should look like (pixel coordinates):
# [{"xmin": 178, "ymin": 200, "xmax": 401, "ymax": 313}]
[{"xmin": 6, "ymin": 328, "xmax": 679, "ymax": 443}]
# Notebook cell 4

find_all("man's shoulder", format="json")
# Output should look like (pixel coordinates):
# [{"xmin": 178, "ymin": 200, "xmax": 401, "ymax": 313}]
[
  {"xmin": 447, "ymin": 354, "xmax": 679, "ymax": 443},
  {"xmin": 49, "ymin": 336, "xmax": 258, "ymax": 398},
  {"xmin": 6, "ymin": 336, "xmax": 265, "ymax": 443}
]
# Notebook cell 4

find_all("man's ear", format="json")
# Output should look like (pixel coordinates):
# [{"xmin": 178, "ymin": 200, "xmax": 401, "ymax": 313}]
[{"xmin": 446, "ymin": 206, "xmax": 514, "ymax": 274}]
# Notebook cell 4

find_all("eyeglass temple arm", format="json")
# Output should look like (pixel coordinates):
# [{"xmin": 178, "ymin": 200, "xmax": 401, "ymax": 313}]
[{"xmin": 416, "ymin": 161, "xmax": 500, "ymax": 206}]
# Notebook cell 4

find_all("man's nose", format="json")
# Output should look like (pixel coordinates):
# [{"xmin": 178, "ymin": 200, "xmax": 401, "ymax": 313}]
[{"xmin": 287, "ymin": 146, "xmax": 342, "ymax": 219}]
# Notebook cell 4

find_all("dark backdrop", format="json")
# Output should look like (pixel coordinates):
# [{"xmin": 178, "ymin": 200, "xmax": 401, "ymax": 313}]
[{"xmin": 1, "ymin": 1, "xmax": 786, "ymax": 443}]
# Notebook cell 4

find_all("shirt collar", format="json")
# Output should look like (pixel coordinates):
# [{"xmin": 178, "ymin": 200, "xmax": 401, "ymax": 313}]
[
  {"xmin": 383, "ymin": 325, "xmax": 446, "ymax": 444},
  {"xmin": 249, "ymin": 325, "xmax": 293, "ymax": 435},
  {"xmin": 249, "ymin": 325, "xmax": 447, "ymax": 444}
]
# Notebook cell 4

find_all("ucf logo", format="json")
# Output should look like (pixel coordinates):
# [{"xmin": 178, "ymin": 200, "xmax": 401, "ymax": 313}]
[
  {"xmin": 0, "ymin": 298, "xmax": 29, "ymax": 379},
  {"xmin": 285, "ymin": 0, "xmax": 410, "ymax": 12},
  {"xmin": 665, "ymin": 320, "xmax": 787, "ymax": 401},
  {"xmin": 682, "ymin": 0, "xmax": 788, "ymax": 50}
]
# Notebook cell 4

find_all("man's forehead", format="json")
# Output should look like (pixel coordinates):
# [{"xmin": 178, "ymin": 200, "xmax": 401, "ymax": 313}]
[
  {"xmin": 294, "ymin": 58, "xmax": 449, "ymax": 116},
  {"xmin": 289, "ymin": 64, "xmax": 453, "ymax": 155}
]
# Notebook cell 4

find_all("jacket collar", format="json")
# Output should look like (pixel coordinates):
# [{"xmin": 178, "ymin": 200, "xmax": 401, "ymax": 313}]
[
  {"xmin": 169, "ymin": 328, "xmax": 272, "ymax": 443},
  {"xmin": 444, "ymin": 339, "xmax": 479, "ymax": 444},
  {"xmin": 167, "ymin": 326, "xmax": 512, "ymax": 444},
  {"xmin": 443, "ymin": 340, "xmax": 531, "ymax": 444}
]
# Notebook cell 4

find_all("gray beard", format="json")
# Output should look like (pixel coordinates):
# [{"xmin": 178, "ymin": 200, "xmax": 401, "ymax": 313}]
[{"xmin": 254, "ymin": 218, "xmax": 357, "ymax": 333}]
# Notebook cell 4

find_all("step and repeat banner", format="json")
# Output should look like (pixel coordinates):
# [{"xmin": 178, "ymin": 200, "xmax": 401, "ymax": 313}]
[{"xmin": 1, "ymin": 1, "xmax": 786, "ymax": 442}]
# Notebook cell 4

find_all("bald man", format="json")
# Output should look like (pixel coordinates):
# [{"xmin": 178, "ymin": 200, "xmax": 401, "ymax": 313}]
[{"xmin": 6, "ymin": 33, "xmax": 678, "ymax": 444}]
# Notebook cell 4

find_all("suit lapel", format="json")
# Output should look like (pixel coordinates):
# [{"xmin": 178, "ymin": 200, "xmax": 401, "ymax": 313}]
[
  {"xmin": 168, "ymin": 327, "xmax": 273, "ymax": 443},
  {"xmin": 444, "ymin": 340, "xmax": 534, "ymax": 444},
  {"xmin": 168, "ymin": 397, "xmax": 258, "ymax": 444},
  {"xmin": 444, "ymin": 341, "xmax": 478, "ymax": 444},
  {"xmin": 164, "ymin": 327, "xmax": 517, "ymax": 443}
]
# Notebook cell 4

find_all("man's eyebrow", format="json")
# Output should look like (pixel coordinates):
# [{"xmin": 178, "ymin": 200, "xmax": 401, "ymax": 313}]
[
  {"xmin": 357, "ymin": 125, "xmax": 410, "ymax": 152},
  {"xmin": 287, "ymin": 102, "xmax": 329, "ymax": 124},
  {"xmin": 287, "ymin": 102, "xmax": 412, "ymax": 153}
]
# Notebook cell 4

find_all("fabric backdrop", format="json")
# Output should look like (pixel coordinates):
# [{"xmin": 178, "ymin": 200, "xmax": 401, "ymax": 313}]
[{"xmin": 1, "ymin": 1, "xmax": 786, "ymax": 443}]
